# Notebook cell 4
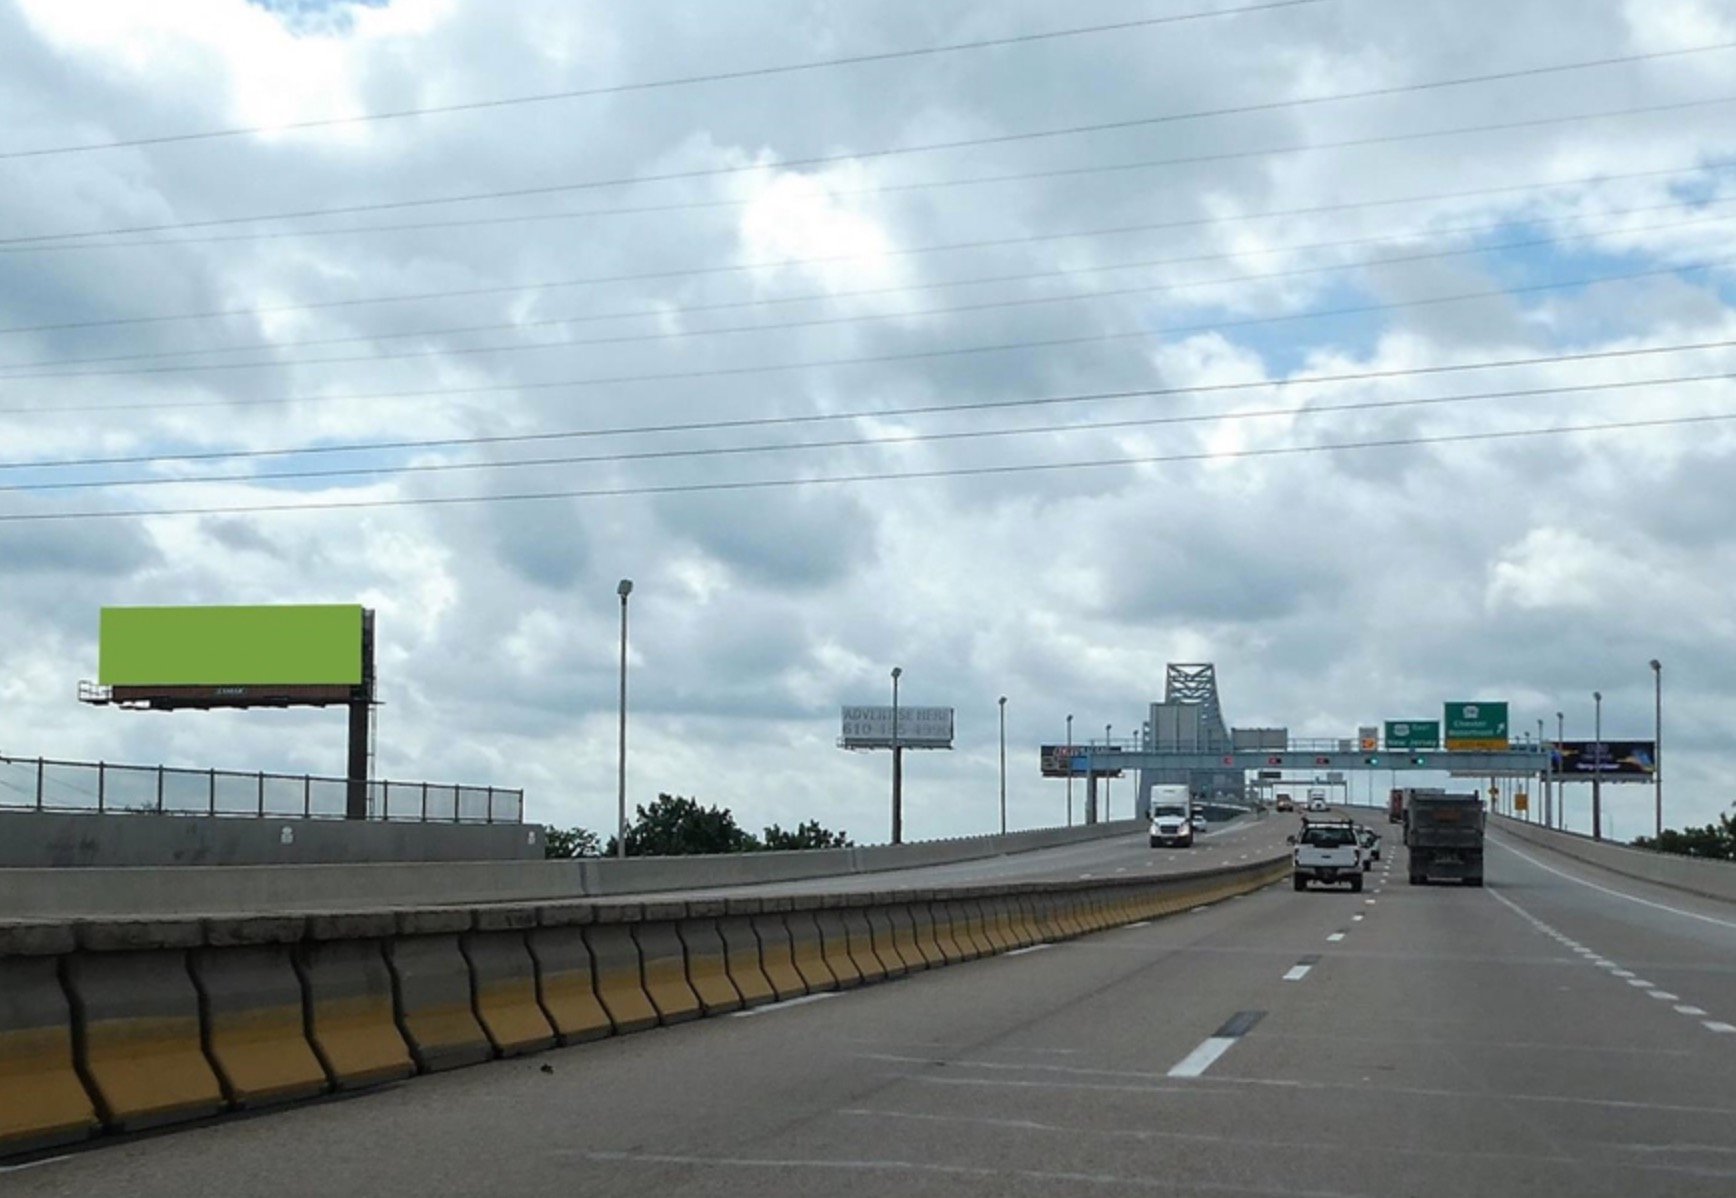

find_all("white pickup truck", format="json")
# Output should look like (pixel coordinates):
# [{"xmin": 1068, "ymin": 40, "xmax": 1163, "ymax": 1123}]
[{"xmin": 1291, "ymin": 819, "xmax": 1364, "ymax": 892}]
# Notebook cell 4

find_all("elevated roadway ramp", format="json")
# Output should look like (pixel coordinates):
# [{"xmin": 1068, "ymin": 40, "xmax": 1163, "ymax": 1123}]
[{"xmin": 8, "ymin": 811, "xmax": 1732, "ymax": 1195}]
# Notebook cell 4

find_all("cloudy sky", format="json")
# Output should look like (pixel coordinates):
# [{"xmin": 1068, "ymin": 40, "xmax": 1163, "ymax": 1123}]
[{"xmin": 1, "ymin": 0, "xmax": 1732, "ymax": 844}]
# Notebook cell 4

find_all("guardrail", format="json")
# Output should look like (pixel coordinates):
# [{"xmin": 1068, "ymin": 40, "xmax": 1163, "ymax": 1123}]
[
  {"xmin": 0, "ymin": 852, "xmax": 1289, "ymax": 1158},
  {"xmin": 0, "ymin": 753, "xmax": 523, "ymax": 825},
  {"xmin": 1489, "ymin": 814, "xmax": 1736, "ymax": 903}
]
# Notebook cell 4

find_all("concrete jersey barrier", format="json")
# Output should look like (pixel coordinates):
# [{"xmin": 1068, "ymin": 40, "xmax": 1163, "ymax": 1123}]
[
  {"xmin": 0, "ymin": 850, "xmax": 1289, "ymax": 1160},
  {"xmin": 1490, "ymin": 815, "xmax": 1736, "ymax": 903},
  {"xmin": 0, "ymin": 819, "xmax": 1149, "ymax": 919}
]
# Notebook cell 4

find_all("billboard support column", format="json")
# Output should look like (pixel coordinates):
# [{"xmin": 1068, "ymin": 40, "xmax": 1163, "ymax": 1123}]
[
  {"xmin": 892, "ymin": 745, "xmax": 903, "ymax": 845},
  {"xmin": 345, "ymin": 610, "xmax": 377, "ymax": 820},
  {"xmin": 1085, "ymin": 774, "xmax": 1098, "ymax": 825}
]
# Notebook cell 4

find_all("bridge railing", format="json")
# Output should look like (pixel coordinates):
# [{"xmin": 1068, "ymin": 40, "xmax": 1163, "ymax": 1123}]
[{"xmin": 0, "ymin": 753, "xmax": 523, "ymax": 824}]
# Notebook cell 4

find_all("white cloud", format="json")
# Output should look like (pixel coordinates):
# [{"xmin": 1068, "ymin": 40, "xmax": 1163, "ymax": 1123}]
[{"xmin": 1, "ymin": 0, "xmax": 1732, "ymax": 841}]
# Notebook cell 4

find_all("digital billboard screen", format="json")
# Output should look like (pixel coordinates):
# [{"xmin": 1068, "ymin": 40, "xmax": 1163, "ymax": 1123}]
[{"xmin": 1552, "ymin": 740, "xmax": 1656, "ymax": 779}]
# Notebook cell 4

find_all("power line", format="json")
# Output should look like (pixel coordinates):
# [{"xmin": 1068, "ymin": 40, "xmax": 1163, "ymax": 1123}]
[
  {"xmin": 8, "ymin": 42, "xmax": 1734, "ymax": 249},
  {"xmin": 0, "ymin": 1, "xmax": 1329, "ymax": 161},
  {"xmin": 7, "ymin": 337, "xmax": 1735, "ymax": 470},
  {"xmin": 7, "ymin": 370, "xmax": 1729, "ymax": 494},
  {"xmin": 3, "ymin": 412, "xmax": 1727, "ymax": 523},
  {"xmin": 3, "ymin": 157, "xmax": 1723, "ymax": 338},
  {"xmin": 9, "ymin": 102, "xmax": 1731, "ymax": 262},
  {"xmin": 7, "ymin": 198, "xmax": 1729, "ymax": 375},
  {"xmin": 6, "ymin": 245, "xmax": 1731, "ymax": 386}
]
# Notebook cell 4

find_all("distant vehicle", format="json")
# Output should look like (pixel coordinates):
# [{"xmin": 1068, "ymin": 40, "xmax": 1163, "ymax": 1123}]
[
  {"xmin": 1387, "ymin": 788, "xmax": 1405, "ymax": 824},
  {"xmin": 1290, "ymin": 818, "xmax": 1363, "ymax": 891},
  {"xmin": 1274, "ymin": 793, "xmax": 1295, "ymax": 812},
  {"xmin": 1149, "ymin": 799, "xmax": 1194, "ymax": 849},
  {"xmin": 1355, "ymin": 826, "xmax": 1381, "ymax": 868},
  {"xmin": 1307, "ymin": 796, "xmax": 1329, "ymax": 812},
  {"xmin": 1190, "ymin": 812, "xmax": 1209, "ymax": 832},
  {"xmin": 1405, "ymin": 791, "xmax": 1484, "ymax": 886}
]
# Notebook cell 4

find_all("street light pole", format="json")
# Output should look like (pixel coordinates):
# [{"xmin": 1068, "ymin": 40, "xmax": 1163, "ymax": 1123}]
[
  {"xmin": 1065, "ymin": 714, "xmax": 1074, "ymax": 828},
  {"xmin": 1104, "ymin": 723, "xmax": 1112, "ymax": 820},
  {"xmin": 891, "ymin": 667, "xmax": 903, "ymax": 846},
  {"xmin": 998, "ymin": 696, "xmax": 1008, "ymax": 835},
  {"xmin": 615, "ymin": 579, "xmax": 633, "ymax": 859},
  {"xmin": 1650, "ymin": 659, "xmax": 1662, "ymax": 840},
  {"xmin": 1592, "ymin": 691, "xmax": 1603, "ymax": 841}
]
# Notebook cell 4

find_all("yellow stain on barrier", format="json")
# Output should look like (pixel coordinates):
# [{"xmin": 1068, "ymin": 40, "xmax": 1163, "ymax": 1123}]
[
  {"xmin": 635, "ymin": 924, "xmax": 701, "ymax": 1024},
  {"xmin": 81, "ymin": 1014, "xmax": 225, "ymax": 1130},
  {"xmin": 307, "ymin": 991, "xmax": 415, "ymax": 1088},
  {"xmin": 716, "ymin": 918, "xmax": 776, "ymax": 1008},
  {"xmin": 585, "ymin": 926, "xmax": 658, "ymax": 1034},
  {"xmin": 0, "ymin": 1026, "xmax": 99, "ymax": 1154},
  {"xmin": 752, "ymin": 916, "xmax": 809, "ymax": 1000},
  {"xmin": 527, "ymin": 928, "xmax": 613, "ymax": 1043},
  {"xmin": 785, "ymin": 912, "xmax": 838, "ymax": 993}
]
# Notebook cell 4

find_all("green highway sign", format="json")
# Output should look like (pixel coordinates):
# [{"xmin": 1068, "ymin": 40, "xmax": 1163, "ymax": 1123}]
[
  {"xmin": 1384, "ymin": 720, "xmax": 1440, "ymax": 750},
  {"xmin": 1444, "ymin": 701, "xmax": 1509, "ymax": 750}
]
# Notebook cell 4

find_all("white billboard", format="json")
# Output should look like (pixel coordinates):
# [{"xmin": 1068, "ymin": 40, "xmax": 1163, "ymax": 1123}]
[{"xmin": 840, "ymin": 705, "xmax": 954, "ymax": 749}]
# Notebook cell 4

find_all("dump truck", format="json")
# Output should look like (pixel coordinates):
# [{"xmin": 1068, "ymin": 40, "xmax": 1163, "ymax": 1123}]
[{"xmin": 1404, "ymin": 790, "xmax": 1484, "ymax": 886}]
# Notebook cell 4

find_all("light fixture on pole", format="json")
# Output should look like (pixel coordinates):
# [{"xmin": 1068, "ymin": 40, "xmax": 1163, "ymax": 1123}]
[
  {"xmin": 615, "ymin": 579, "xmax": 633, "ymax": 860},
  {"xmin": 1592, "ymin": 691, "xmax": 1603, "ymax": 841},
  {"xmin": 891, "ymin": 667, "xmax": 903, "ymax": 845},
  {"xmin": 1650, "ymin": 659, "xmax": 1662, "ymax": 840},
  {"xmin": 1065, "ymin": 713, "xmax": 1074, "ymax": 828},
  {"xmin": 998, "ymin": 696, "xmax": 1008, "ymax": 835}
]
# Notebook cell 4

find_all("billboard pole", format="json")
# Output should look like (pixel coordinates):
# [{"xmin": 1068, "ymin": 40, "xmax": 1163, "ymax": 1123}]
[
  {"xmin": 891, "ymin": 667, "xmax": 903, "ymax": 846},
  {"xmin": 1065, "ymin": 714, "xmax": 1074, "ymax": 827},
  {"xmin": 1592, "ymin": 691, "xmax": 1603, "ymax": 841},
  {"xmin": 345, "ymin": 609, "xmax": 375, "ymax": 820}
]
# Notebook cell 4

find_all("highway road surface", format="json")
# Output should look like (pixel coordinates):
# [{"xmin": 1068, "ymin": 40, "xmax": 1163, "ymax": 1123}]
[
  {"xmin": 9, "ymin": 810, "xmax": 1733, "ymax": 1197},
  {"xmin": 642, "ymin": 811, "xmax": 1292, "ymax": 899}
]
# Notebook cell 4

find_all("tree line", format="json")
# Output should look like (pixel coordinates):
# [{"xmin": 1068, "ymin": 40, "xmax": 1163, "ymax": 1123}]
[
  {"xmin": 1630, "ymin": 806, "xmax": 1736, "ymax": 861},
  {"xmin": 545, "ymin": 793, "xmax": 851, "ymax": 858}
]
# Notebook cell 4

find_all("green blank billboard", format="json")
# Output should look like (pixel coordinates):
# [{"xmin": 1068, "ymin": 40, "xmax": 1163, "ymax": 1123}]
[{"xmin": 99, "ymin": 605, "xmax": 363, "ymax": 687}]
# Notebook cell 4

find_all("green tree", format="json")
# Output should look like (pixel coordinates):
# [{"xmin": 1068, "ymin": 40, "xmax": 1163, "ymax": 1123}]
[
  {"xmin": 1631, "ymin": 807, "xmax": 1736, "ymax": 860},
  {"xmin": 761, "ymin": 820, "xmax": 853, "ymax": 850},
  {"xmin": 544, "ymin": 826, "xmax": 603, "ymax": 859},
  {"xmin": 613, "ymin": 793, "xmax": 759, "ymax": 857}
]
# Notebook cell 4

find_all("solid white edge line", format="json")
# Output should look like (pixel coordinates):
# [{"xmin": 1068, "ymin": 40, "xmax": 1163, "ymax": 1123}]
[
  {"xmin": 1168, "ymin": 1036, "xmax": 1238, "ymax": 1078},
  {"xmin": 1004, "ymin": 944, "xmax": 1054, "ymax": 957},
  {"xmin": 1488, "ymin": 836, "xmax": 1736, "ymax": 930},
  {"xmin": 1283, "ymin": 965, "xmax": 1312, "ymax": 981}
]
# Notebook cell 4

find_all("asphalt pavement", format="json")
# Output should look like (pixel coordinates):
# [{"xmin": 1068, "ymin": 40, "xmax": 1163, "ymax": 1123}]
[
  {"xmin": 643, "ymin": 811, "xmax": 1295, "ymax": 899},
  {"xmin": 9, "ymin": 808, "xmax": 1732, "ymax": 1197}
]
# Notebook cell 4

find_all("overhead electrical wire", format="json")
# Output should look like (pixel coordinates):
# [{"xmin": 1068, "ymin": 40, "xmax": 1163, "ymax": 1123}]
[
  {"xmin": 7, "ymin": 336, "xmax": 1736, "ymax": 471},
  {"xmin": 6, "ymin": 245, "xmax": 1733, "ymax": 387},
  {"xmin": 7, "ymin": 40, "xmax": 1734, "ymax": 250},
  {"xmin": 0, "ymin": 0, "xmax": 1331, "ymax": 160},
  {"xmin": 3, "ymin": 412, "xmax": 1730, "ymax": 523},
  {"xmin": 3, "ymin": 157, "xmax": 1726, "ymax": 339},
  {"xmin": 8, "ymin": 197, "xmax": 1732, "ymax": 374},
  {"xmin": 8, "ymin": 102, "xmax": 1732, "ymax": 261},
  {"xmin": 4, "ymin": 370, "xmax": 1730, "ymax": 494}
]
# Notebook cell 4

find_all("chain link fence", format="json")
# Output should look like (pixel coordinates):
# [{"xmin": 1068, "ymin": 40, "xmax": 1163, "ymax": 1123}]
[{"xmin": 0, "ymin": 754, "xmax": 522, "ymax": 824}]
